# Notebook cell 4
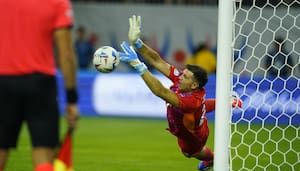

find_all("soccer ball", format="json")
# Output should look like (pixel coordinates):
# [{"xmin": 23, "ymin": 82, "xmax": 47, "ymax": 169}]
[{"xmin": 93, "ymin": 46, "xmax": 120, "ymax": 73}]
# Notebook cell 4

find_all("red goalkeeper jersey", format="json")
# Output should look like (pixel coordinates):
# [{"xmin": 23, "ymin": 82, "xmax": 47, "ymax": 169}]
[
  {"xmin": 166, "ymin": 66, "xmax": 214, "ymax": 155},
  {"xmin": 166, "ymin": 66, "xmax": 208, "ymax": 139}
]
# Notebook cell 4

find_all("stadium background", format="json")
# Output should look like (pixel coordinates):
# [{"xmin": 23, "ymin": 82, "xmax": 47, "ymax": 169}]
[
  {"xmin": 5, "ymin": 1, "xmax": 300, "ymax": 171},
  {"xmin": 60, "ymin": 3, "xmax": 299, "ymax": 123}
]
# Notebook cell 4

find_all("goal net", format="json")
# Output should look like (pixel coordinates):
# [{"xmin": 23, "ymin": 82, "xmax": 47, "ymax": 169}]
[{"xmin": 230, "ymin": 0, "xmax": 300, "ymax": 170}]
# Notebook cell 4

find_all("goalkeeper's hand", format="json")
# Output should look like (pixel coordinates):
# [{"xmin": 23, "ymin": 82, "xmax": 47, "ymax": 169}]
[
  {"xmin": 128, "ymin": 15, "xmax": 143, "ymax": 48},
  {"xmin": 231, "ymin": 93, "xmax": 243, "ymax": 108},
  {"xmin": 119, "ymin": 41, "xmax": 147, "ymax": 75}
]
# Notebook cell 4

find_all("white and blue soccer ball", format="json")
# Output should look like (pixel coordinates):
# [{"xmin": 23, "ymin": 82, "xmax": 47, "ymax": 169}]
[{"xmin": 93, "ymin": 46, "xmax": 120, "ymax": 73}]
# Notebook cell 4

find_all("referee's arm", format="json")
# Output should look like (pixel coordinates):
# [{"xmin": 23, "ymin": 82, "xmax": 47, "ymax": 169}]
[
  {"xmin": 54, "ymin": 28, "xmax": 77, "ymax": 89},
  {"xmin": 54, "ymin": 27, "xmax": 79, "ymax": 128}
]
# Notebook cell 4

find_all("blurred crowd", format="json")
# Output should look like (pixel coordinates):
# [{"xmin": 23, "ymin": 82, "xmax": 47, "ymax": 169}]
[
  {"xmin": 75, "ymin": 26, "xmax": 96, "ymax": 70},
  {"xmin": 71, "ymin": 0, "xmax": 218, "ymax": 5},
  {"xmin": 74, "ymin": 25, "xmax": 299, "ymax": 79},
  {"xmin": 71, "ymin": 0, "xmax": 300, "ymax": 7},
  {"xmin": 73, "ymin": 24, "xmax": 218, "ymax": 75},
  {"xmin": 71, "ymin": 1, "xmax": 300, "ymax": 79}
]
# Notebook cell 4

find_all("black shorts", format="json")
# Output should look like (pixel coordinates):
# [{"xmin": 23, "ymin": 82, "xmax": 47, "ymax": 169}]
[{"xmin": 0, "ymin": 73, "xmax": 59, "ymax": 148}]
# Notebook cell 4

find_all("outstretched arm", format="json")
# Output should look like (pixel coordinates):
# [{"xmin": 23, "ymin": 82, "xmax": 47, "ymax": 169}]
[
  {"xmin": 137, "ymin": 42, "xmax": 171, "ymax": 77},
  {"xmin": 128, "ymin": 15, "xmax": 171, "ymax": 77},
  {"xmin": 119, "ymin": 41, "xmax": 179, "ymax": 107},
  {"xmin": 141, "ymin": 70, "xmax": 179, "ymax": 107},
  {"xmin": 205, "ymin": 96, "xmax": 243, "ymax": 113},
  {"xmin": 205, "ymin": 99, "xmax": 216, "ymax": 113}
]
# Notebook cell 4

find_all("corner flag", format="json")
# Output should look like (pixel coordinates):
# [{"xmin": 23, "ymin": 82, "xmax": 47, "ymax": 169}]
[{"xmin": 54, "ymin": 128, "xmax": 74, "ymax": 171}]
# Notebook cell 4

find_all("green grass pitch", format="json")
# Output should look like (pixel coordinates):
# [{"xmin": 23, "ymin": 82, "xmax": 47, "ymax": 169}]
[
  {"xmin": 5, "ymin": 117, "xmax": 213, "ymax": 171},
  {"xmin": 4, "ymin": 117, "xmax": 300, "ymax": 171}
]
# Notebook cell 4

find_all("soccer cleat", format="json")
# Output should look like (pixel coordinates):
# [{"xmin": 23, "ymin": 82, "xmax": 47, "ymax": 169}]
[{"xmin": 198, "ymin": 160, "xmax": 213, "ymax": 171}]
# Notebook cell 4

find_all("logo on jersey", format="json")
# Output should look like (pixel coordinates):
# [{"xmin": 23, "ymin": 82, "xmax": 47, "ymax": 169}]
[{"xmin": 174, "ymin": 69, "xmax": 180, "ymax": 76}]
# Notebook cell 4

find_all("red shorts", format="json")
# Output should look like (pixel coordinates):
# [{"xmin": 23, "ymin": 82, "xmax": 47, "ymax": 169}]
[{"xmin": 177, "ymin": 119, "xmax": 209, "ymax": 156}]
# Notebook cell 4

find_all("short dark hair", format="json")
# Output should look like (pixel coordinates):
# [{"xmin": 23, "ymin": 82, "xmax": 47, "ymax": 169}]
[{"xmin": 186, "ymin": 64, "xmax": 208, "ymax": 89}]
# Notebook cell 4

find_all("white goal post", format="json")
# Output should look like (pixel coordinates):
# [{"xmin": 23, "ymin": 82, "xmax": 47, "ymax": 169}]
[
  {"xmin": 214, "ymin": 0, "xmax": 233, "ymax": 170},
  {"xmin": 215, "ymin": 0, "xmax": 300, "ymax": 171}
]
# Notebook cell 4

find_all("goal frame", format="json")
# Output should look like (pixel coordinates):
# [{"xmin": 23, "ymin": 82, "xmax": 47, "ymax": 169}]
[{"xmin": 214, "ymin": 0, "xmax": 233, "ymax": 170}]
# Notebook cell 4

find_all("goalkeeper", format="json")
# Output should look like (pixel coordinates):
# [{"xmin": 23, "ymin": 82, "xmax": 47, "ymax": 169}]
[{"xmin": 119, "ymin": 15, "xmax": 218, "ymax": 171}]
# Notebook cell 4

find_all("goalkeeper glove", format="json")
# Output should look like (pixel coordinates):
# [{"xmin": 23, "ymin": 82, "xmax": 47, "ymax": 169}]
[
  {"xmin": 128, "ymin": 15, "xmax": 143, "ymax": 49},
  {"xmin": 231, "ymin": 93, "xmax": 243, "ymax": 108},
  {"xmin": 119, "ymin": 41, "xmax": 147, "ymax": 75}
]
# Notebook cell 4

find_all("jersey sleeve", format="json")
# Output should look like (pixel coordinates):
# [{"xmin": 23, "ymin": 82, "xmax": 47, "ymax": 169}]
[
  {"xmin": 178, "ymin": 94, "xmax": 202, "ymax": 113},
  {"xmin": 205, "ymin": 98, "xmax": 215, "ymax": 112},
  {"xmin": 54, "ymin": 0, "xmax": 73, "ymax": 28},
  {"xmin": 168, "ymin": 65, "xmax": 181, "ymax": 83}
]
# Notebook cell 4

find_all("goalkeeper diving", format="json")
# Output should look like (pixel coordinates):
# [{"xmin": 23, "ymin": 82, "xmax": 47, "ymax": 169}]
[{"xmin": 118, "ymin": 15, "xmax": 242, "ymax": 171}]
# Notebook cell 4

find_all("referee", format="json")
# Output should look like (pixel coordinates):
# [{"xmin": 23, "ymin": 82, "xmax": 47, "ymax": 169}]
[{"xmin": 0, "ymin": 0, "xmax": 79, "ymax": 171}]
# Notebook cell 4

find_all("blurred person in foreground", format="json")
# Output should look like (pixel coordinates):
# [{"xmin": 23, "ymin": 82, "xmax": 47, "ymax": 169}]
[
  {"xmin": 0, "ymin": 0, "xmax": 79, "ymax": 171},
  {"xmin": 118, "ymin": 15, "xmax": 242, "ymax": 171}
]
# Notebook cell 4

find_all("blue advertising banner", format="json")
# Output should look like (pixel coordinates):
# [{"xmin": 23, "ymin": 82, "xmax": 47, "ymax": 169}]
[
  {"xmin": 56, "ymin": 72, "xmax": 299, "ymax": 126},
  {"xmin": 57, "ymin": 72, "xmax": 97, "ymax": 116},
  {"xmin": 233, "ymin": 76, "xmax": 300, "ymax": 126}
]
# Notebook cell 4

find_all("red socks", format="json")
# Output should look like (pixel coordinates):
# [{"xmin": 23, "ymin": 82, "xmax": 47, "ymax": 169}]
[{"xmin": 35, "ymin": 163, "xmax": 53, "ymax": 171}]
